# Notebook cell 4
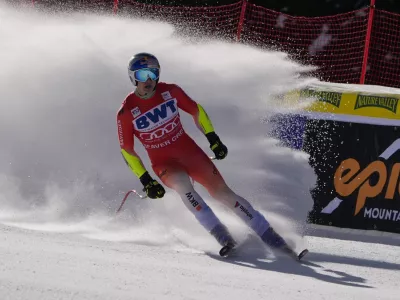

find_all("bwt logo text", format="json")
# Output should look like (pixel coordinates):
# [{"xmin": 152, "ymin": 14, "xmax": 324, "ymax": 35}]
[{"xmin": 134, "ymin": 99, "xmax": 177, "ymax": 131}]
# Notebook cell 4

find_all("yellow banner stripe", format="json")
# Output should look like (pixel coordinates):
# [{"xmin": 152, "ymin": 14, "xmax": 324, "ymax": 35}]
[{"xmin": 284, "ymin": 89, "xmax": 400, "ymax": 122}]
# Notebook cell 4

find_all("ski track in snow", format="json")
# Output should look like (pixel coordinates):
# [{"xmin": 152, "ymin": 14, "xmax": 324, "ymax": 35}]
[
  {"xmin": 0, "ymin": 224, "xmax": 399, "ymax": 300},
  {"xmin": 0, "ymin": 2, "xmax": 400, "ymax": 300}
]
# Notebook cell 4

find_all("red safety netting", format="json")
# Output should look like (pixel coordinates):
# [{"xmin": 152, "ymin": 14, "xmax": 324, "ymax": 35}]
[
  {"xmin": 30, "ymin": 0, "xmax": 114, "ymax": 12},
  {"xmin": 365, "ymin": 9, "xmax": 400, "ymax": 88},
  {"xmin": 117, "ymin": 0, "xmax": 243, "ymax": 41},
  {"xmin": 19, "ymin": 1, "xmax": 400, "ymax": 88},
  {"xmin": 241, "ymin": 4, "xmax": 370, "ymax": 84}
]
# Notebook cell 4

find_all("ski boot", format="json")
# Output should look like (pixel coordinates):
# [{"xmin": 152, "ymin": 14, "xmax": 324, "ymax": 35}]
[
  {"xmin": 210, "ymin": 224, "xmax": 237, "ymax": 257},
  {"xmin": 261, "ymin": 227, "xmax": 308, "ymax": 261}
]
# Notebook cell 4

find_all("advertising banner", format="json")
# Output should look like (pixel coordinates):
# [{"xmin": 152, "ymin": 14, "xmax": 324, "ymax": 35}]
[
  {"xmin": 272, "ymin": 84, "xmax": 400, "ymax": 233},
  {"xmin": 303, "ymin": 120, "xmax": 400, "ymax": 233}
]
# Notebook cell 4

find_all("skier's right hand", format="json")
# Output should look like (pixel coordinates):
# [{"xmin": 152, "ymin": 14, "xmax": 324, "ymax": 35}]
[{"xmin": 139, "ymin": 171, "xmax": 165, "ymax": 199}]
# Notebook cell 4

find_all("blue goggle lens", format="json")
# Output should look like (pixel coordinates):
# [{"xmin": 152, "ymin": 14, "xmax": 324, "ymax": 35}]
[{"xmin": 134, "ymin": 68, "xmax": 160, "ymax": 82}]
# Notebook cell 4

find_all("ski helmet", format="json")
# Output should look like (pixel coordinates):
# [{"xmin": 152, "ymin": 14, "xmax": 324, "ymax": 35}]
[{"xmin": 128, "ymin": 52, "xmax": 160, "ymax": 86}]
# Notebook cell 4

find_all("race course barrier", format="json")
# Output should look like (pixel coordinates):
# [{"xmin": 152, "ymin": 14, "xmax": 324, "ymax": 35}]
[{"xmin": 272, "ymin": 82, "xmax": 400, "ymax": 234}]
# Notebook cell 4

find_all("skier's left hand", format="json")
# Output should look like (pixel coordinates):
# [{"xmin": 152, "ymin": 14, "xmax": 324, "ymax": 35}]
[
  {"xmin": 206, "ymin": 132, "xmax": 228, "ymax": 160},
  {"xmin": 139, "ymin": 171, "xmax": 166, "ymax": 199}
]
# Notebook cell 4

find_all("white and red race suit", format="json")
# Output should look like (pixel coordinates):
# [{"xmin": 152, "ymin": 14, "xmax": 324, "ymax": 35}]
[{"xmin": 117, "ymin": 82, "xmax": 270, "ymax": 238}]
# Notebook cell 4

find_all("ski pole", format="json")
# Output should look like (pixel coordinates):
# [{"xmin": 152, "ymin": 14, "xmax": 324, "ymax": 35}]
[
  {"xmin": 116, "ymin": 156, "xmax": 217, "ymax": 214},
  {"xmin": 116, "ymin": 189, "xmax": 147, "ymax": 214}
]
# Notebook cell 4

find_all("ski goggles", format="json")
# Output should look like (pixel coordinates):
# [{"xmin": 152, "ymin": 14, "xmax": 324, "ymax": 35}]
[{"xmin": 133, "ymin": 68, "xmax": 160, "ymax": 82}]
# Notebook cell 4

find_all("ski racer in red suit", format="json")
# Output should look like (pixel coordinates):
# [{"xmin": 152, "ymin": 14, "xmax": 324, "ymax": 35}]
[{"xmin": 117, "ymin": 53, "xmax": 307, "ymax": 258}]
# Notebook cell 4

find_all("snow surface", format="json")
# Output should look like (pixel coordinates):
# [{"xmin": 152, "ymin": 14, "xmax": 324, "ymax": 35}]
[
  {"xmin": 1, "ymin": 223, "xmax": 400, "ymax": 300},
  {"xmin": 0, "ymin": 2, "xmax": 399, "ymax": 300}
]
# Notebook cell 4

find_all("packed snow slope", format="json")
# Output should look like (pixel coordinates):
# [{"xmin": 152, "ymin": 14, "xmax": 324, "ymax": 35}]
[{"xmin": 0, "ymin": 3, "xmax": 399, "ymax": 300}]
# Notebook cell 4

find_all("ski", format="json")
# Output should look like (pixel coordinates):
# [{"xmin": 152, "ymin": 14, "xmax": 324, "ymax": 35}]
[
  {"xmin": 281, "ymin": 246, "xmax": 309, "ymax": 261},
  {"xmin": 297, "ymin": 249, "xmax": 309, "ymax": 260},
  {"xmin": 219, "ymin": 244, "xmax": 236, "ymax": 257}
]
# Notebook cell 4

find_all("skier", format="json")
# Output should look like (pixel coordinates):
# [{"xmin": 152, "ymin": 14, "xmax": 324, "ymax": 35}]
[{"xmin": 116, "ymin": 52, "xmax": 307, "ymax": 259}]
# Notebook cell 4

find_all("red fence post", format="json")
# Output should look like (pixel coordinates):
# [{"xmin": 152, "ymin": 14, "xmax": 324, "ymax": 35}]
[
  {"xmin": 113, "ymin": 0, "xmax": 119, "ymax": 14},
  {"xmin": 360, "ymin": 0, "xmax": 376, "ymax": 84},
  {"xmin": 236, "ymin": 0, "xmax": 248, "ymax": 42}
]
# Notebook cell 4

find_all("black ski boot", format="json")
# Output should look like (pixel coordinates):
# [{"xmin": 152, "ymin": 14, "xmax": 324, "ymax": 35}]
[
  {"xmin": 218, "ymin": 241, "xmax": 236, "ymax": 257},
  {"xmin": 261, "ymin": 227, "xmax": 308, "ymax": 261},
  {"xmin": 210, "ymin": 224, "xmax": 237, "ymax": 257}
]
